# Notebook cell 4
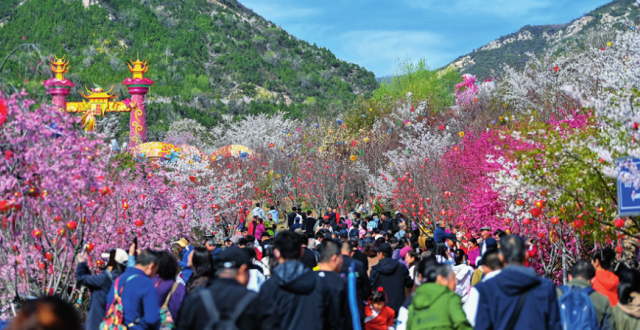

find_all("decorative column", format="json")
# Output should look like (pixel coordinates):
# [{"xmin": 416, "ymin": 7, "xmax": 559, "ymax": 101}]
[
  {"xmin": 43, "ymin": 56, "xmax": 75, "ymax": 110},
  {"xmin": 122, "ymin": 57, "xmax": 154, "ymax": 147}
]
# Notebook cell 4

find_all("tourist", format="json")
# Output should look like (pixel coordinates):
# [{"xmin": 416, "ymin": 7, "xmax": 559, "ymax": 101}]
[
  {"xmin": 288, "ymin": 206, "xmax": 299, "ymax": 229},
  {"xmin": 405, "ymin": 250, "xmax": 419, "ymax": 280},
  {"xmin": 452, "ymin": 250, "xmax": 474, "ymax": 304},
  {"xmin": 317, "ymin": 240, "xmax": 352, "ymax": 330},
  {"xmin": 253, "ymin": 202, "xmax": 266, "ymax": 220},
  {"xmin": 434, "ymin": 220, "xmax": 447, "ymax": 243},
  {"xmin": 341, "ymin": 241, "xmax": 371, "ymax": 328},
  {"xmin": 184, "ymin": 247, "xmax": 214, "ymax": 295},
  {"xmin": 205, "ymin": 238, "xmax": 222, "ymax": 263},
  {"xmin": 268, "ymin": 205, "xmax": 279, "ymax": 232},
  {"xmin": 8, "ymin": 297, "xmax": 82, "ymax": 330},
  {"xmin": 479, "ymin": 226, "xmax": 492, "ymax": 254},
  {"xmin": 174, "ymin": 238, "xmax": 194, "ymax": 283},
  {"xmin": 265, "ymin": 212, "xmax": 277, "ymax": 237},
  {"xmin": 464, "ymin": 248, "xmax": 503, "ymax": 325},
  {"xmin": 612, "ymin": 267, "xmax": 640, "ymax": 329},
  {"xmin": 591, "ymin": 247, "xmax": 619, "ymax": 306},
  {"xmin": 466, "ymin": 238, "xmax": 480, "ymax": 268},
  {"xmin": 255, "ymin": 218, "xmax": 266, "ymax": 240},
  {"xmin": 364, "ymin": 288, "xmax": 395, "ymax": 330},
  {"xmin": 369, "ymin": 242, "xmax": 413, "ymax": 314},
  {"xmin": 242, "ymin": 247, "xmax": 266, "ymax": 292},
  {"xmin": 304, "ymin": 210, "xmax": 317, "ymax": 235},
  {"xmin": 152, "ymin": 251, "xmax": 186, "ymax": 322}
]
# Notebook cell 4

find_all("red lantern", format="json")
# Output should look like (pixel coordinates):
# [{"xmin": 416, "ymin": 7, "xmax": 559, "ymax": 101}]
[
  {"xmin": 504, "ymin": 218, "xmax": 511, "ymax": 225},
  {"xmin": 135, "ymin": 219, "xmax": 144, "ymax": 227},
  {"xmin": 86, "ymin": 243, "xmax": 95, "ymax": 252},
  {"xmin": 534, "ymin": 200, "xmax": 545, "ymax": 208},
  {"xmin": 45, "ymin": 253, "xmax": 52, "ymax": 261},
  {"xmin": 530, "ymin": 208, "xmax": 541, "ymax": 217},
  {"xmin": 516, "ymin": 199, "xmax": 524, "ymax": 206},
  {"xmin": 31, "ymin": 229, "xmax": 42, "ymax": 238},
  {"xmin": 614, "ymin": 218, "xmax": 625, "ymax": 228},
  {"xmin": 537, "ymin": 232, "xmax": 545, "ymax": 238},
  {"xmin": 550, "ymin": 217, "xmax": 559, "ymax": 225},
  {"xmin": 182, "ymin": 204, "xmax": 188, "ymax": 210},
  {"xmin": 522, "ymin": 218, "xmax": 531, "ymax": 225},
  {"xmin": 66, "ymin": 221, "xmax": 77, "ymax": 230}
]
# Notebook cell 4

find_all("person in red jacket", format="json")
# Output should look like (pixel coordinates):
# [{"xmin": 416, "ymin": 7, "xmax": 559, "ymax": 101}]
[
  {"xmin": 591, "ymin": 247, "xmax": 620, "ymax": 306},
  {"xmin": 364, "ymin": 287, "xmax": 395, "ymax": 330}
]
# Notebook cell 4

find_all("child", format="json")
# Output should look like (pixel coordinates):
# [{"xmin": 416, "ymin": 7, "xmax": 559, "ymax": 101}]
[{"xmin": 364, "ymin": 287, "xmax": 395, "ymax": 330}]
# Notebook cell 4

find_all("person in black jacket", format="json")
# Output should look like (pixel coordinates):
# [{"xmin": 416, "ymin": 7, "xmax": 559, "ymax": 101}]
[
  {"xmin": 317, "ymin": 240, "xmax": 352, "ymax": 330},
  {"xmin": 369, "ymin": 243, "xmax": 413, "ymax": 314},
  {"xmin": 287, "ymin": 207, "xmax": 299, "ymax": 229},
  {"xmin": 340, "ymin": 241, "xmax": 371, "ymax": 329},
  {"xmin": 304, "ymin": 210, "xmax": 317, "ymax": 235},
  {"xmin": 258, "ymin": 230, "xmax": 338, "ymax": 330},
  {"xmin": 349, "ymin": 238, "xmax": 369, "ymax": 271},
  {"xmin": 75, "ymin": 248, "xmax": 127, "ymax": 330},
  {"xmin": 176, "ymin": 247, "xmax": 279, "ymax": 330}
]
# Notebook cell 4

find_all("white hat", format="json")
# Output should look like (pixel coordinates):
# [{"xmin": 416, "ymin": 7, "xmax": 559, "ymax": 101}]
[{"xmin": 101, "ymin": 248, "xmax": 128, "ymax": 265}]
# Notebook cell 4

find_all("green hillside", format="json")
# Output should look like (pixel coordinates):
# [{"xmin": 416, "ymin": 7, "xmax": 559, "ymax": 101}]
[{"xmin": 0, "ymin": 0, "xmax": 378, "ymax": 134}]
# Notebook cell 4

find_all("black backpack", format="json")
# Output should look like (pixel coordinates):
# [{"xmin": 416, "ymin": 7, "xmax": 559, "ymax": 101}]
[{"xmin": 200, "ymin": 290, "xmax": 257, "ymax": 330}]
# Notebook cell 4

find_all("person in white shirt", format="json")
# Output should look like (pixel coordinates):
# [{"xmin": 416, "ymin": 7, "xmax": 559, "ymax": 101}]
[
  {"xmin": 252, "ymin": 202, "xmax": 266, "ymax": 220},
  {"xmin": 463, "ymin": 248, "xmax": 504, "ymax": 326}
]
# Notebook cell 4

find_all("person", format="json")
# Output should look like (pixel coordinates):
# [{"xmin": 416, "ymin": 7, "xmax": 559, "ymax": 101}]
[
  {"xmin": 243, "ymin": 247, "xmax": 266, "ymax": 292},
  {"xmin": 174, "ymin": 238, "xmax": 194, "ymax": 283},
  {"xmin": 317, "ymin": 240, "xmax": 352, "ymax": 330},
  {"xmin": 255, "ymin": 218, "xmax": 266, "ymax": 240},
  {"xmin": 369, "ymin": 243, "xmax": 413, "ymax": 314},
  {"xmin": 205, "ymin": 238, "xmax": 222, "ymax": 263},
  {"xmin": 591, "ymin": 247, "xmax": 619, "ymax": 306},
  {"xmin": 305, "ymin": 210, "xmax": 317, "ymax": 235},
  {"xmin": 406, "ymin": 263, "xmax": 472, "ymax": 329},
  {"xmin": 75, "ymin": 248, "xmax": 127, "ymax": 330},
  {"xmin": 299, "ymin": 233, "xmax": 319, "ymax": 269},
  {"xmin": 8, "ymin": 296, "xmax": 82, "ymax": 330},
  {"xmin": 291, "ymin": 217, "xmax": 304, "ymax": 231},
  {"xmin": 434, "ymin": 221, "xmax": 447, "ymax": 243},
  {"xmin": 395, "ymin": 223, "xmax": 407, "ymax": 241},
  {"xmin": 257, "ymin": 230, "xmax": 338, "ymax": 330},
  {"xmin": 341, "ymin": 241, "xmax": 371, "ymax": 328},
  {"xmin": 452, "ymin": 249, "xmax": 474, "ymax": 304},
  {"xmin": 248, "ymin": 215, "xmax": 258, "ymax": 236},
  {"xmin": 405, "ymin": 250, "xmax": 419, "ymax": 280},
  {"xmin": 364, "ymin": 288, "xmax": 395, "ymax": 330},
  {"xmin": 224, "ymin": 237, "xmax": 233, "ymax": 249},
  {"xmin": 364, "ymin": 241, "xmax": 379, "ymax": 276},
  {"xmin": 268, "ymin": 205, "xmax": 279, "ymax": 232},
  {"xmin": 152, "ymin": 251, "xmax": 186, "ymax": 322},
  {"xmin": 445, "ymin": 233, "xmax": 458, "ymax": 258},
  {"xmin": 288, "ymin": 206, "xmax": 299, "ymax": 229},
  {"xmin": 464, "ymin": 248, "xmax": 503, "ymax": 325},
  {"xmin": 185, "ymin": 247, "xmax": 214, "ymax": 295},
  {"xmin": 612, "ymin": 267, "xmax": 640, "ymax": 329},
  {"xmin": 351, "ymin": 238, "xmax": 369, "ymax": 270},
  {"xmin": 473, "ymin": 235, "xmax": 560, "ymax": 330},
  {"xmin": 105, "ymin": 249, "xmax": 161, "ymax": 330},
  {"xmin": 479, "ymin": 226, "xmax": 492, "ymax": 254},
  {"xmin": 411, "ymin": 219, "xmax": 420, "ymax": 244},
  {"xmin": 396, "ymin": 256, "xmax": 438, "ymax": 330},
  {"xmin": 466, "ymin": 238, "xmax": 480, "ymax": 268},
  {"xmin": 260, "ymin": 232, "xmax": 274, "ymax": 250},
  {"xmin": 265, "ymin": 212, "xmax": 277, "ymax": 237},
  {"xmin": 253, "ymin": 202, "xmax": 266, "ymax": 220},
  {"xmin": 435, "ymin": 243, "xmax": 453, "ymax": 264},
  {"xmin": 555, "ymin": 260, "xmax": 615, "ymax": 330},
  {"xmin": 176, "ymin": 247, "xmax": 279, "ymax": 330}
]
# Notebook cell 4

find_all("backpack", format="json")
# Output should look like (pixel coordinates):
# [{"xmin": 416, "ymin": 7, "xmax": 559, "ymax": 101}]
[
  {"xmin": 200, "ymin": 289, "xmax": 257, "ymax": 330},
  {"xmin": 558, "ymin": 286, "xmax": 600, "ymax": 330},
  {"xmin": 99, "ymin": 275, "xmax": 141, "ymax": 330},
  {"xmin": 159, "ymin": 282, "xmax": 180, "ymax": 330}
]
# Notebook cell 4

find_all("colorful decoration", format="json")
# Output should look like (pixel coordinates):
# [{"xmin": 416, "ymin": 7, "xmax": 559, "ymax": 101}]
[
  {"xmin": 210, "ymin": 145, "xmax": 253, "ymax": 161},
  {"xmin": 130, "ymin": 142, "xmax": 182, "ymax": 159}
]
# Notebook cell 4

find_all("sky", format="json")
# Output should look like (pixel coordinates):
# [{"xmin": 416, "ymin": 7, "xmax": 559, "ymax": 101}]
[{"xmin": 240, "ymin": 0, "xmax": 613, "ymax": 77}]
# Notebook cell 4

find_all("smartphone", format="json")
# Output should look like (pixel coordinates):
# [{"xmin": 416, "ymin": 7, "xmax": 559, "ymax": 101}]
[{"xmin": 133, "ymin": 237, "xmax": 138, "ymax": 257}]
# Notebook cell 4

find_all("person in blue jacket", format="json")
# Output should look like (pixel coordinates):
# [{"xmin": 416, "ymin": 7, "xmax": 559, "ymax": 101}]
[
  {"xmin": 75, "ymin": 248, "xmax": 128, "ymax": 330},
  {"xmin": 174, "ymin": 238, "xmax": 194, "ymax": 283},
  {"xmin": 433, "ymin": 220, "xmax": 448, "ymax": 243},
  {"xmin": 105, "ymin": 249, "xmax": 161, "ymax": 330}
]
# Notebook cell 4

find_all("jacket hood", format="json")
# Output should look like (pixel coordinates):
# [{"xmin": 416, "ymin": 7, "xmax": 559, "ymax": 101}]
[
  {"xmin": 273, "ymin": 260, "xmax": 316, "ymax": 294},
  {"xmin": 412, "ymin": 283, "xmax": 450, "ymax": 309},
  {"xmin": 372, "ymin": 258, "xmax": 400, "ymax": 276},
  {"xmin": 594, "ymin": 269, "xmax": 619, "ymax": 291},
  {"xmin": 452, "ymin": 264, "xmax": 473, "ymax": 281},
  {"xmin": 497, "ymin": 265, "xmax": 541, "ymax": 296}
]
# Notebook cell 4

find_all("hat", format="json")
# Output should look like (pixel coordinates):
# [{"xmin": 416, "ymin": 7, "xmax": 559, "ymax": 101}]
[
  {"xmin": 374, "ymin": 243, "xmax": 392, "ymax": 254},
  {"xmin": 294, "ymin": 228, "xmax": 304, "ymax": 235},
  {"xmin": 485, "ymin": 237, "xmax": 498, "ymax": 249},
  {"xmin": 101, "ymin": 248, "xmax": 128, "ymax": 265},
  {"xmin": 215, "ymin": 247, "xmax": 254, "ymax": 270},
  {"xmin": 173, "ymin": 238, "xmax": 189, "ymax": 248},
  {"xmin": 394, "ymin": 211, "xmax": 400, "ymax": 215},
  {"xmin": 224, "ymin": 237, "xmax": 232, "ymax": 242},
  {"xmin": 445, "ymin": 233, "xmax": 458, "ymax": 242},
  {"xmin": 480, "ymin": 226, "xmax": 491, "ymax": 231}
]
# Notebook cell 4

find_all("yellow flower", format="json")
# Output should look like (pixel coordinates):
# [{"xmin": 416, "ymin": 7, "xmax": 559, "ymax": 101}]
[
  {"xmin": 369, "ymin": 108, "xmax": 372, "ymax": 111},
  {"xmin": 607, "ymin": 42, "xmax": 612, "ymax": 47},
  {"xmin": 364, "ymin": 138, "xmax": 370, "ymax": 143},
  {"xmin": 350, "ymin": 155, "xmax": 357, "ymax": 161},
  {"xmin": 459, "ymin": 131, "xmax": 465, "ymax": 138}
]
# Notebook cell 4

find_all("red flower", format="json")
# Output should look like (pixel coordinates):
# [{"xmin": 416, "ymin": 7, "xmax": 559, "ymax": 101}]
[
  {"xmin": 0, "ymin": 100, "xmax": 7, "ymax": 127},
  {"xmin": 553, "ymin": 66, "xmax": 559, "ymax": 72}
]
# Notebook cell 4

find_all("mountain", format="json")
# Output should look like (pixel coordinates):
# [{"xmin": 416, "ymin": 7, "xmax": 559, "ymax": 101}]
[
  {"xmin": 448, "ymin": 0, "xmax": 639, "ymax": 78},
  {"xmin": 0, "ymin": 0, "xmax": 378, "ymax": 133}
]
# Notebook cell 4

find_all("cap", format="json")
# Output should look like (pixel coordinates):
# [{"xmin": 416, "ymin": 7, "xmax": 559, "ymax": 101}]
[
  {"xmin": 101, "ymin": 248, "xmax": 128, "ymax": 265},
  {"xmin": 485, "ymin": 237, "xmax": 498, "ymax": 249},
  {"xmin": 394, "ymin": 211, "xmax": 400, "ymax": 215},
  {"xmin": 446, "ymin": 233, "xmax": 458, "ymax": 242},
  {"xmin": 215, "ymin": 247, "xmax": 253, "ymax": 269},
  {"xmin": 173, "ymin": 238, "xmax": 189, "ymax": 248},
  {"xmin": 374, "ymin": 243, "xmax": 392, "ymax": 254},
  {"xmin": 480, "ymin": 226, "xmax": 491, "ymax": 231}
]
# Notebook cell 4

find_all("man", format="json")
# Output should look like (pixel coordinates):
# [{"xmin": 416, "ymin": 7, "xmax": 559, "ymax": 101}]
[
  {"xmin": 224, "ymin": 237, "xmax": 233, "ymax": 249},
  {"xmin": 369, "ymin": 242, "xmax": 413, "ymax": 314},
  {"xmin": 304, "ymin": 210, "xmax": 317, "ymax": 235},
  {"xmin": 464, "ymin": 248, "xmax": 504, "ymax": 326},
  {"xmin": 479, "ymin": 226, "xmax": 492, "ymax": 254},
  {"xmin": 556, "ymin": 260, "xmax": 615, "ymax": 330},
  {"xmin": 258, "ymin": 230, "xmax": 338, "ymax": 330},
  {"xmin": 379, "ymin": 213, "xmax": 390, "ymax": 233},
  {"xmin": 445, "ymin": 233, "xmax": 458, "ymax": 258},
  {"xmin": 205, "ymin": 238, "xmax": 222, "ymax": 263},
  {"xmin": 260, "ymin": 232, "xmax": 273, "ymax": 250},
  {"xmin": 106, "ymin": 249, "xmax": 161, "ymax": 330},
  {"xmin": 341, "ymin": 241, "xmax": 370, "ymax": 328},
  {"xmin": 474, "ymin": 235, "xmax": 561, "ymax": 330},
  {"xmin": 350, "ymin": 238, "xmax": 369, "ymax": 271},
  {"xmin": 253, "ymin": 202, "xmax": 266, "ymax": 220},
  {"xmin": 238, "ymin": 238, "xmax": 248, "ymax": 248},
  {"xmin": 241, "ymin": 228, "xmax": 248, "ymax": 239},
  {"xmin": 265, "ymin": 212, "xmax": 276, "ymax": 237},
  {"xmin": 176, "ymin": 248, "xmax": 279, "ymax": 330},
  {"xmin": 174, "ymin": 238, "xmax": 194, "ymax": 283},
  {"xmin": 317, "ymin": 240, "xmax": 352, "ymax": 330},
  {"xmin": 395, "ymin": 223, "xmax": 407, "ymax": 240},
  {"xmin": 434, "ymin": 220, "xmax": 447, "ymax": 243},
  {"xmin": 299, "ymin": 233, "xmax": 319, "ymax": 269},
  {"xmin": 288, "ymin": 206, "xmax": 299, "ymax": 229}
]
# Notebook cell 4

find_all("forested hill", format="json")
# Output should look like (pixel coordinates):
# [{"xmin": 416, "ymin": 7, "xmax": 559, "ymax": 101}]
[
  {"xmin": 448, "ymin": 0, "xmax": 639, "ymax": 78},
  {"xmin": 0, "ymin": 0, "xmax": 378, "ymax": 131}
]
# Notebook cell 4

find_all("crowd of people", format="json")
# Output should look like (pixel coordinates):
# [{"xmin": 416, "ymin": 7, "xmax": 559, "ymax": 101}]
[{"xmin": 5, "ymin": 204, "xmax": 640, "ymax": 330}]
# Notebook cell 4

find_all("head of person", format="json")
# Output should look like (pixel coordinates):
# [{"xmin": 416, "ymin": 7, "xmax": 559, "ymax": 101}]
[
  {"xmin": 363, "ymin": 242, "xmax": 376, "ymax": 257},
  {"xmin": 274, "ymin": 230, "xmax": 302, "ymax": 263},
  {"xmin": 569, "ymin": 259, "xmax": 596, "ymax": 283},
  {"xmin": 424, "ymin": 237, "xmax": 436, "ymax": 251},
  {"xmin": 422, "ymin": 263, "xmax": 456, "ymax": 291},
  {"xmin": 445, "ymin": 234, "xmax": 457, "ymax": 249},
  {"xmin": 591, "ymin": 247, "xmax": 616, "ymax": 271},
  {"xmin": 215, "ymin": 247, "xmax": 252, "ymax": 287},
  {"xmin": 498, "ymin": 235, "xmax": 526, "ymax": 266},
  {"xmin": 103, "ymin": 248, "xmax": 127, "ymax": 273},
  {"xmin": 156, "ymin": 250, "xmax": 179, "ymax": 281},
  {"xmin": 481, "ymin": 248, "xmax": 503, "ymax": 274},
  {"xmin": 188, "ymin": 246, "xmax": 214, "ymax": 279},
  {"xmin": 241, "ymin": 228, "xmax": 248, "ymax": 238},
  {"xmin": 454, "ymin": 249, "xmax": 467, "ymax": 266},
  {"xmin": 261, "ymin": 232, "xmax": 271, "ymax": 241},
  {"xmin": 375, "ymin": 243, "xmax": 392, "ymax": 260},
  {"xmin": 270, "ymin": 205, "xmax": 275, "ymax": 210},
  {"xmin": 416, "ymin": 255, "xmax": 438, "ymax": 284},
  {"xmin": 468, "ymin": 237, "xmax": 478, "ymax": 249},
  {"xmin": 136, "ymin": 249, "xmax": 160, "ymax": 278},
  {"xmin": 267, "ymin": 213, "xmax": 273, "ymax": 219},
  {"xmin": 617, "ymin": 267, "xmax": 640, "ymax": 306},
  {"xmin": 370, "ymin": 287, "xmax": 388, "ymax": 312},
  {"xmin": 493, "ymin": 229, "xmax": 506, "ymax": 241},
  {"xmin": 255, "ymin": 203, "xmax": 260, "ymax": 208},
  {"xmin": 224, "ymin": 237, "xmax": 233, "ymax": 248},
  {"xmin": 405, "ymin": 250, "xmax": 419, "ymax": 266},
  {"xmin": 307, "ymin": 210, "xmax": 313, "ymax": 216},
  {"xmin": 435, "ymin": 243, "xmax": 449, "ymax": 259},
  {"xmin": 341, "ymin": 241, "xmax": 354, "ymax": 257},
  {"xmin": 8, "ymin": 296, "xmax": 82, "ymax": 330},
  {"xmin": 480, "ymin": 227, "xmax": 492, "ymax": 239},
  {"xmin": 173, "ymin": 238, "xmax": 190, "ymax": 253},
  {"xmin": 438, "ymin": 220, "xmax": 445, "ymax": 228},
  {"xmin": 205, "ymin": 239, "xmax": 217, "ymax": 252},
  {"xmin": 242, "ymin": 246, "xmax": 258, "ymax": 261},
  {"xmin": 294, "ymin": 218, "xmax": 300, "ymax": 224},
  {"xmin": 238, "ymin": 238, "xmax": 248, "ymax": 248},
  {"xmin": 318, "ymin": 239, "xmax": 343, "ymax": 272},
  {"xmin": 292, "ymin": 206, "xmax": 297, "ymax": 212}
]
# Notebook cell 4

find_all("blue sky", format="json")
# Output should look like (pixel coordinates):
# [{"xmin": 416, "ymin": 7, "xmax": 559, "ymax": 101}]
[{"xmin": 241, "ymin": 0, "xmax": 613, "ymax": 77}]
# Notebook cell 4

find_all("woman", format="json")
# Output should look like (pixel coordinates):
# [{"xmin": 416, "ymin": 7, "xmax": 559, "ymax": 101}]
[
  {"xmin": 612, "ymin": 267, "xmax": 640, "ymax": 329},
  {"xmin": 405, "ymin": 250, "xmax": 420, "ymax": 280},
  {"xmin": 435, "ymin": 243, "xmax": 453, "ymax": 265},
  {"xmin": 255, "ymin": 218, "xmax": 266, "ymax": 240},
  {"xmin": 466, "ymin": 238, "xmax": 480, "ymax": 268},
  {"xmin": 451, "ymin": 250, "xmax": 474, "ymax": 304},
  {"xmin": 243, "ymin": 247, "xmax": 266, "ymax": 292},
  {"xmin": 591, "ymin": 247, "xmax": 619, "ymax": 306},
  {"xmin": 364, "ymin": 242, "xmax": 379, "ymax": 276},
  {"xmin": 407, "ymin": 263, "xmax": 472, "ymax": 329},
  {"xmin": 185, "ymin": 247, "xmax": 214, "ymax": 295},
  {"xmin": 152, "ymin": 251, "xmax": 186, "ymax": 321},
  {"xmin": 8, "ymin": 297, "xmax": 81, "ymax": 330},
  {"xmin": 75, "ymin": 249, "xmax": 127, "ymax": 330}
]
